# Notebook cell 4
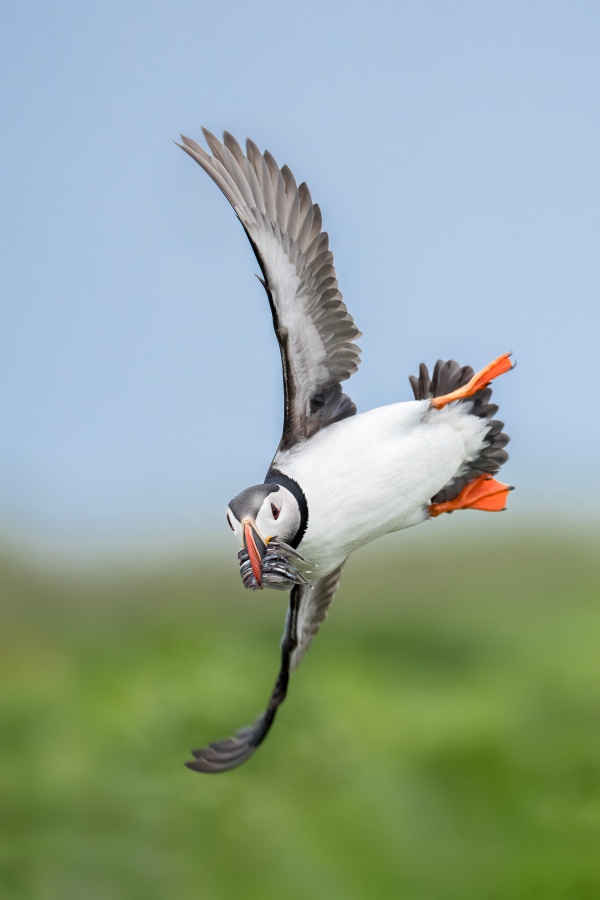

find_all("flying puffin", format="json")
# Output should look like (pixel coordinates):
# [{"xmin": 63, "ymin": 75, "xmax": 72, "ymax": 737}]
[{"xmin": 178, "ymin": 129, "xmax": 513, "ymax": 773}]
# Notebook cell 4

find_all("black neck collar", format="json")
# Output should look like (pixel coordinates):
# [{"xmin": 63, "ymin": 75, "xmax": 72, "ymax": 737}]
[{"xmin": 265, "ymin": 468, "xmax": 308, "ymax": 549}]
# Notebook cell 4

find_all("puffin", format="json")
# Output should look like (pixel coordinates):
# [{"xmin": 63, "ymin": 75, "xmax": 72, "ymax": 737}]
[{"xmin": 178, "ymin": 129, "xmax": 513, "ymax": 773}]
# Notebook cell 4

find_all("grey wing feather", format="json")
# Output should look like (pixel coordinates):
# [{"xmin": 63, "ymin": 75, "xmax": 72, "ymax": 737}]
[
  {"xmin": 177, "ymin": 130, "xmax": 361, "ymax": 453},
  {"xmin": 185, "ymin": 567, "xmax": 344, "ymax": 774},
  {"xmin": 289, "ymin": 565, "xmax": 344, "ymax": 670}
]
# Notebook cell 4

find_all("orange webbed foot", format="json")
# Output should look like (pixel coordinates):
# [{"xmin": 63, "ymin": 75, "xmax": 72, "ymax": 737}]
[
  {"xmin": 429, "ymin": 474, "xmax": 513, "ymax": 517},
  {"xmin": 431, "ymin": 352, "xmax": 514, "ymax": 410}
]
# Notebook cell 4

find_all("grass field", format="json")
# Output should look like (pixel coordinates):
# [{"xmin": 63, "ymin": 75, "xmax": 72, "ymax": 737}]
[{"xmin": 1, "ymin": 526, "xmax": 600, "ymax": 899}]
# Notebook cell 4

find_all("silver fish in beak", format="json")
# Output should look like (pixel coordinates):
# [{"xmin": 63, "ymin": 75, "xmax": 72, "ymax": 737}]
[{"xmin": 238, "ymin": 530, "xmax": 315, "ymax": 592}]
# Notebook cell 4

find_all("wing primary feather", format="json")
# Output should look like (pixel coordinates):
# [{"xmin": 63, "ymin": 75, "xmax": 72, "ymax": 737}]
[
  {"xmin": 179, "ymin": 135, "xmax": 209, "ymax": 160},
  {"xmin": 281, "ymin": 164, "xmax": 298, "ymax": 200},
  {"xmin": 264, "ymin": 151, "xmax": 288, "ymax": 227},
  {"xmin": 296, "ymin": 205, "xmax": 315, "ymax": 251},
  {"xmin": 178, "ymin": 138, "xmax": 246, "ymax": 210},
  {"xmin": 256, "ymin": 152, "xmax": 277, "ymax": 222},
  {"xmin": 245, "ymin": 139, "xmax": 269, "ymax": 210},
  {"xmin": 216, "ymin": 144, "xmax": 256, "ymax": 209},
  {"xmin": 201, "ymin": 127, "xmax": 227, "ymax": 162},
  {"xmin": 242, "ymin": 139, "xmax": 267, "ymax": 214},
  {"xmin": 286, "ymin": 189, "xmax": 301, "ymax": 241},
  {"xmin": 307, "ymin": 204, "xmax": 323, "ymax": 248},
  {"xmin": 222, "ymin": 130, "xmax": 247, "ymax": 167},
  {"xmin": 297, "ymin": 183, "xmax": 313, "ymax": 235}
]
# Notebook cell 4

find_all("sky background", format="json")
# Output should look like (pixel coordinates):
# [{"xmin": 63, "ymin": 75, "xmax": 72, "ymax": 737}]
[{"xmin": 1, "ymin": 1, "xmax": 599, "ymax": 555}]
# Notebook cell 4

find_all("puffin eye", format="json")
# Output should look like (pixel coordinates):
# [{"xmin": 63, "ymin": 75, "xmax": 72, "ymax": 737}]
[
  {"xmin": 227, "ymin": 514, "xmax": 234, "ymax": 531},
  {"xmin": 271, "ymin": 503, "xmax": 280, "ymax": 520}
]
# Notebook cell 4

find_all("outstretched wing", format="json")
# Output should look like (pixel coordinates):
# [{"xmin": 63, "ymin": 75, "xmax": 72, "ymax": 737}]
[
  {"xmin": 178, "ymin": 129, "xmax": 362, "ymax": 452},
  {"xmin": 186, "ymin": 566, "xmax": 344, "ymax": 774}
]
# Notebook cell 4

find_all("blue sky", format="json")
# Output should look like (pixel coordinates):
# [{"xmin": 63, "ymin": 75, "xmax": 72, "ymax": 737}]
[{"xmin": 2, "ymin": 1, "xmax": 599, "ymax": 552}]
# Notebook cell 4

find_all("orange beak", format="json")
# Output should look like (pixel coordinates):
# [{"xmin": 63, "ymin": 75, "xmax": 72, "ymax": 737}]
[{"xmin": 243, "ymin": 520, "xmax": 267, "ymax": 588}]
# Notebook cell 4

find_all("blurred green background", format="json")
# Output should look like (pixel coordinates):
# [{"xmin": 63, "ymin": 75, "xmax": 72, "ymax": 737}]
[
  {"xmin": 3, "ymin": 2, "xmax": 600, "ymax": 897},
  {"xmin": 2, "ymin": 527, "xmax": 599, "ymax": 900}
]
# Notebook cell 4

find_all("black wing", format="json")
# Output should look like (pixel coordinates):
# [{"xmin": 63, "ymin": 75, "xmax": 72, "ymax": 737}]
[
  {"xmin": 186, "ymin": 566, "xmax": 344, "ymax": 773},
  {"xmin": 178, "ymin": 130, "xmax": 361, "ymax": 453}
]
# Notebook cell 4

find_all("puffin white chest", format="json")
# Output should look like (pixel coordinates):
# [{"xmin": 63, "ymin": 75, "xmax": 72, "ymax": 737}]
[{"xmin": 275, "ymin": 399, "xmax": 483, "ymax": 573}]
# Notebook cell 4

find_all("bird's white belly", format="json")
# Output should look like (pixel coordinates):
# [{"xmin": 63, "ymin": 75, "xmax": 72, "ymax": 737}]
[{"xmin": 275, "ymin": 400, "xmax": 486, "ymax": 575}]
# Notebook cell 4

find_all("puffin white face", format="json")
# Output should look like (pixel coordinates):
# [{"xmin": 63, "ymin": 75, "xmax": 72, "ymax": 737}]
[
  {"xmin": 226, "ymin": 485, "xmax": 301, "ymax": 547},
  {"xmin": 226, "ymin": 483, "xmax": 304, "ymax": 588}
]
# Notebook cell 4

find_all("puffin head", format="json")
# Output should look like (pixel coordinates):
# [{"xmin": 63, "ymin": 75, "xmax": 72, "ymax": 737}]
[{"xmin": 226, "ymin": 479, "xmax": 308, "ymax": 589}]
